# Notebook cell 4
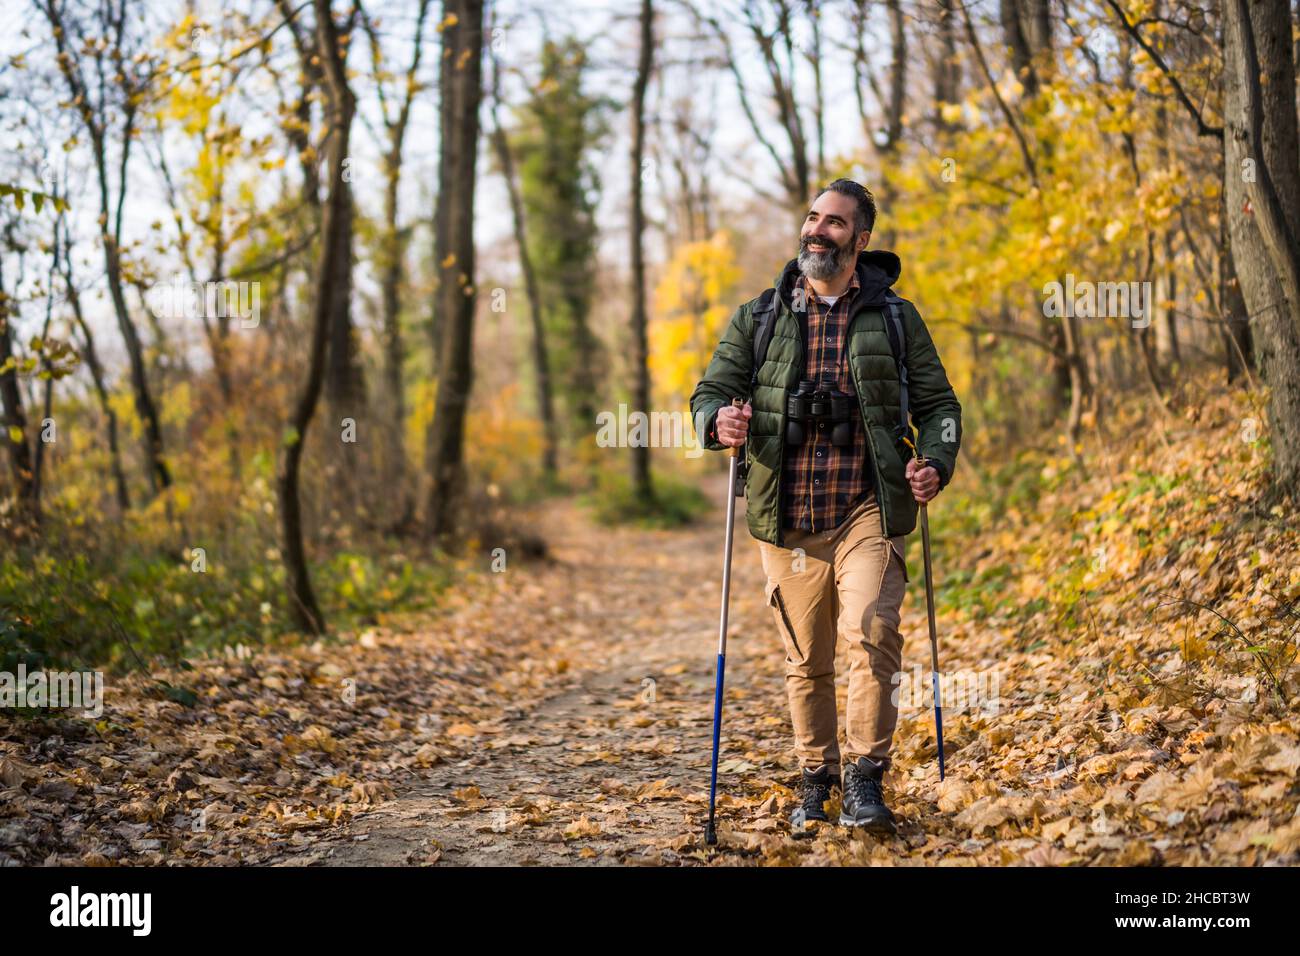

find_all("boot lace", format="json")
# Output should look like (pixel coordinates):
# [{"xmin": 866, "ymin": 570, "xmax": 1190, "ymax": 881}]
[
  {"xmin": 800, "ymin": 776, "xmax": 832, "ymax": 814},
  {"xmin": 847, "ymin": 767, "xmax": 884, "ymax": 807}
]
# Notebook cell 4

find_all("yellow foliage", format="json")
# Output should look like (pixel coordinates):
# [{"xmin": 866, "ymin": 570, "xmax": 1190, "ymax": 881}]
[
  {"xmin": 109, "ymin": 389, "xmax": 142, "ymax": 440},
  {"xmin": 406, "ymin": 378, "xmax": 437, "ymax": 468},
  {"xmin": 465, "ymin": 382, "xmax": 543, "ymax": 489},
  {"xmin": 880, "ymin": 63, "xmax": 1215, "ymax": 432},
  {"xmin": 651, "ymin": 231, "xmax": 741, "ymax": 408}
]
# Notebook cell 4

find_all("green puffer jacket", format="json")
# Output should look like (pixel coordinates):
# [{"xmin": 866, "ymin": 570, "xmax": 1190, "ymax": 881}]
[{"xmin": 690, "ymin": 250, "xmax": 962, "ymax": 546}]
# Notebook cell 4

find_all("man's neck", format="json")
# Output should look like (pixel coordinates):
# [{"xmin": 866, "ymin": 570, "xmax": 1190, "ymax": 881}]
[{"xmin": 805, "ymin": 263, "xmax": 857, "ymax": 300}]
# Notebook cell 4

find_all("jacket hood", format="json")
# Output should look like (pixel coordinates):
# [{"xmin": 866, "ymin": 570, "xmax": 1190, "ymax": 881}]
[{"xmin": 773, "ymin": 249, "xmax": 901, "ymax": 311}]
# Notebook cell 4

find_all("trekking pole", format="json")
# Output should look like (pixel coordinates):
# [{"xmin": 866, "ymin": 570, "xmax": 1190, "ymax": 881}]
[
  {"xmin": 705, "ymin": 398, "xmax": 745, "ymax": 847},
  {"xmin": 902, "ymin": 436, "xmax": 946, "ymax": 781}
]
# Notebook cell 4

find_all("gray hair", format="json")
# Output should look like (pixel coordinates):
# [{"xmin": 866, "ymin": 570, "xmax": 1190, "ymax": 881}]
[{"xmin": 813, "ymin": 179, "xmax": 877, "ymax": 236}]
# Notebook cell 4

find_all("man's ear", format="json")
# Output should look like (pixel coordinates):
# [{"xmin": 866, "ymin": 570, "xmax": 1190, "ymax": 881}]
[{"xmin": 858, "ymin": 230, "xmax": 871, "ymax": 252}]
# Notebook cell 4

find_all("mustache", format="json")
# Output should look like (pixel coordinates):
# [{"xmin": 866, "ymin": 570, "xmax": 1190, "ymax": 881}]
[{"xmin": 800, "ymin": 235, "xmax": 843, "ymax": 254}]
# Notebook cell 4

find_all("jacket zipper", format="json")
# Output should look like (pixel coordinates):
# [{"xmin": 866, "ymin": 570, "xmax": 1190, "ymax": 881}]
[
  {"xmin": 846, "ymin": 305, "xmax": 889, "ymax": 537},
  {"xmin": 774, "ymin": 299, "xmax": 793, "ymax": 548},
  {"xmin": 774, "ymin": 283, "xmax": 894, "ymax": 544}
]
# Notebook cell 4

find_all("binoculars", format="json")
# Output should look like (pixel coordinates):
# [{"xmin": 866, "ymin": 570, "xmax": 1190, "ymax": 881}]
[{"xmin": 786, "ymin": 379, "xmax": 857, "ymax": 446}]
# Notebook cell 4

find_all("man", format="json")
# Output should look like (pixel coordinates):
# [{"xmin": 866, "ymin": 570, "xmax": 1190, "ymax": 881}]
[{"xmin": 690, "ymin": 179, "xmax": 961, "ymax": 834}]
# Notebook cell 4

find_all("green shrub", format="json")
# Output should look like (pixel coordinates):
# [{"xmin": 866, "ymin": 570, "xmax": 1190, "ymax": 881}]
[{"xmin": 584, "ymin": 469, "xmax": 711, "ymax": 529}]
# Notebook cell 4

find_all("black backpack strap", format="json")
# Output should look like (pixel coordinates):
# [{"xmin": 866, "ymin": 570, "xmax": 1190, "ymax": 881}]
[
  {"xmin": 750, "ymin": 287, "xmax": 778, "ymax": 395},
  {"xmin": 882, "ymin": 292, "xmax": 911, "ymax": 442}
]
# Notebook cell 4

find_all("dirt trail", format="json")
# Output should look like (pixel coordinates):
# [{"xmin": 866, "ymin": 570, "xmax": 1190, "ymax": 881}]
[
  {"xmin": 285, "ymin": 478, "xmax": 795, "ymax": 866},
  {"xmin": 253, "ymin": 462, "xmax": 1299, "ymax": 868}
]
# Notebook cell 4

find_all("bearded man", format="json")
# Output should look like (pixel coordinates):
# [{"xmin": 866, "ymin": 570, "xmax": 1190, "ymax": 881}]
[{"xmin": 690, "ymin": 179, "xmax": 962, "ymax": 833}]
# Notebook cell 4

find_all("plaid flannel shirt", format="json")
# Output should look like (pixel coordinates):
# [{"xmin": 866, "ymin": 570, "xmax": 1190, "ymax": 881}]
[{"xmin": 781, "ymin": 272, "xmax": 872, "ymax": 533}]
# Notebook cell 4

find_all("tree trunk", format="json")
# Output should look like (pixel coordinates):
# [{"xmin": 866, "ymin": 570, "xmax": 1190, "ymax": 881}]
[
  {"xmin": 277, "ymin": 0, "xmax": 358, "ymax": 635},
  {"xmin": 325, "ymin": 177, "xmax": 365, "ymax": 420},
  {"xmin": 884, "ymin": 0, "xmax": 906, "ymax": 148},
  {"xmin": 362, "ymin": 0, "xmax": 430, "ymax": 527},
  {"xmin": 1024, "ymin": 0, "xmax": 1052, "ymax": 54},
  {"xmin": 320, "ymin": 12, "xmax": 364, "ymax": 489},
  {"xmin": 1041, "ymin": 313, "xmax": 1070, "ymax": 423},
  {"xmin": 379, "ymin": 151, "xmax": 412, "ymax": 520},
  {"xmin": 1219, "ymin": 186, "xmax": 1254, "ymax": 383},
  {"xmin": 999, "ymin": 0, "xmax": 1039, "ymax": 96},
  {"xmin": 65, "ymin": 263, "xmax": 130, "ymax": 513},
  {"xmin": 30, "ymin": 222, "xmax": 59, "ymax": 507},
  {"xmin": 103, "ymin": 183, "xmax": 169, "ymax": 493},
  {"xmin": 932, "ymin": 0, "xmax": 959, "ymax": 130},
  {"xmin": 0, "ymin": 259, "xmax": 38, "ymax": 527},
  {"xmin": 1152, "ymin": 29, "xmax": 1180, "ymax": 368},
  {"xmin": 488, "ymin": 48, "xmax": 557, "ymax": 481},
  {"xmin": 629, "ymin": 0, "xmax": 654, "ymax": 502},
  {"xmin": 1060, "ymin": 308, "xmax": 1090, "ymax": 448},
  {"xmin": 1223, "ymin": 0, "xmax": 1300, "ymax": 495},
  {"xmin": 426, "ymin": 0, "xmax": 484, "ymax": 538}
]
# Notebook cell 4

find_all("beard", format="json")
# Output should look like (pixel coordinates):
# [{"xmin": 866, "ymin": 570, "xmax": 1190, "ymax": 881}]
[{"xmin": 798, "ymin": 233, "xmax": 856, "ymax": 280}]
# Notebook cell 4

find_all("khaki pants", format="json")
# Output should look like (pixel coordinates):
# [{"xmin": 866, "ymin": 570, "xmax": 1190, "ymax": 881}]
[{"xmin": 757, "ymin": 489, "xmax": 908, "ymax": 773}]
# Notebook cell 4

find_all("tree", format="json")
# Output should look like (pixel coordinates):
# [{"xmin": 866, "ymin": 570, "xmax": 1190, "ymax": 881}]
[
  {"xmin": 1222, "ymin": 0, "xmax": 1300, "ymax": 494},
  {"xmin": 930, "ymin": 0, "xmax": 959, "ymax": 130},
  {"xmin": 0, "ymin": 249, "xmax": 37, "ymax": 526},
  {"xmin": 513, "ymin": 37, "xmax": 608, "ymax": 456},
  {"xmin": 277, "ymin": 0, "xmax": 358, "ymax": 634},
  {"xmin": 425, "ymin": 0, "xmax": 484, "ymax": 537},
  {"xmin": 320, "ymin": 9, "xmax": 365, "ymax": 443},
  {"xmin": 360, "ymin": 0, "xmax": 433, "ymax": 523},
  {"xmin": 851, "ymin": 0, "xmax": 907, "ymax": 245},
  {"xmin": 998, "ymin": 0, "xmax": 1040, "ymax": 96},
  {"xmin": 629, "ymin": 0, "xmax": 654, "ymax": 502},
  {"xmin": 39, "ymin": 0, "xmax": 172, "ymax": 495},
  {"xmin": 693, "ymin": 0, "xmax": 814, "ymax": 209},
  {"xmin": 487, "ymin": 35, "xmax": 557, "ymax": 481},
  {"xmin": 60, "ymin": 222, "xmax": 130, "ymax": 513}
]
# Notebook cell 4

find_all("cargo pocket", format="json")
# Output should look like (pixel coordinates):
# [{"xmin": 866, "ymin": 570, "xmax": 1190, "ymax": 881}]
[{"xmin": 765, "ymin": 579, "xmax": 803, "ymax": 661}]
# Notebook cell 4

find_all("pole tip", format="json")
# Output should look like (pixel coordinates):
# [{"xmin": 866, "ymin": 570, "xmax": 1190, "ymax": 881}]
[{"xmin": 704, "ymin": 822, "xmax": 717, "ymax": 846}]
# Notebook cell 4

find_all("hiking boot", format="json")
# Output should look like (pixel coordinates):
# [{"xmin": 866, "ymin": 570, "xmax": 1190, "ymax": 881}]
[
  {"xmin": 790, "ymin": 765, "xmax": 839, "ymax": 828},
  {"xmin": 839, "ymin": 756, "xmax": 897, "ymax": 834}
]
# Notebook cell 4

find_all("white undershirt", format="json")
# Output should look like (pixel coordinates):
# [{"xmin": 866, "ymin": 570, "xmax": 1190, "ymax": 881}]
[{"xmin": 819, "ymin": 294, "xmax": 840, "ymax": 307}]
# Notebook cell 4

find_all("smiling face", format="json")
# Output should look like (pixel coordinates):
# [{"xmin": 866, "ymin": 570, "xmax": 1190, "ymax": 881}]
[{"xmin": 798, "ymin": 190, "xmax": 870, "ymax": 281}]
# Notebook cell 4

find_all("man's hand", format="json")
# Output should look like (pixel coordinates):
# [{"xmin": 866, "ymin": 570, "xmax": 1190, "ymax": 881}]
[
  {"xmin": 905, "ymin": 457, "xmax": 941, "ymax": 504},
  {"xmin": 715, "ymin": 401, "xmax": 752, "ymax": 448}
]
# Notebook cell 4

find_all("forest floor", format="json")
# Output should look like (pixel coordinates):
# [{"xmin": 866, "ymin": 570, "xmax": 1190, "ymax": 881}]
[{"xmin": 3, "ymin": 390, "xmax": 1300, "ymax": 866}]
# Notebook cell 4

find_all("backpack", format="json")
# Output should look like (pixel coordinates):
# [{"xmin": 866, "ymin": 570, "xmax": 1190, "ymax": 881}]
[{"xmin": 749, "ymin": 287, "xmax": 912, "ymax": 442}]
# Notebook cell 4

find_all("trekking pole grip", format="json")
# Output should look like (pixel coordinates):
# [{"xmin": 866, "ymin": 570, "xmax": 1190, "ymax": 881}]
[{"xmin": 727, "ymin": 397, "xmax": 746, "ymax": 458}]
